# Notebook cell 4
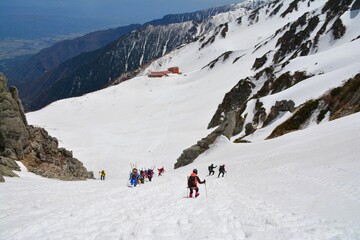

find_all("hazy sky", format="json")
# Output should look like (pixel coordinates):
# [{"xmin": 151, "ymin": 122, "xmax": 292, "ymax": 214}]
[{"xmin": 1, "ymin": 0, "xmax": 243, "ymax": 25}]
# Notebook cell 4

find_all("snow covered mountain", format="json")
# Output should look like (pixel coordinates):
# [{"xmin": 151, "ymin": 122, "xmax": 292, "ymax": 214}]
[
  {"xmin": 18, "ymin": 2, "xmax": 261, "ymax": 112},
  {"xmin": 1, "ymin": 0, "xmax": 360, "ymax": 239},
  {"xmin": 164, "ymin": 0, "xmax": 360, "ymax": 167},
  {"xmin": 6, "ymin": 2, "xmax": 247, "ymax": 89}
]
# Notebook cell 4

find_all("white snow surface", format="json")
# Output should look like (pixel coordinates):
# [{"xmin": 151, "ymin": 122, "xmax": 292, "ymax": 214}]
[
  {"xmin": 2, "ymin": 112, "xmax": 360, "ymax": 239},
  {"xmin": 1, "ymin": 0, "xmax": 360, "ymax": 239}
]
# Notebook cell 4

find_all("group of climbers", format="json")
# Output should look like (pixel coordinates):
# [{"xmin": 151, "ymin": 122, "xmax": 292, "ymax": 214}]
[
  {"xmin": 100, "ymin": 163, "xmax": 226, "ymax": 199},
  {"xmin": 208, "ymin": 164, "xmax": 226, "ymax": 178},
  {"xmin": 187, "ymin": 163, "xmax": 226, "ymax": 198},
  {"xmin": 129, "ymin": 167, "xmax": 155, "ymax": 187},
  {"xmin": 98, "ymin": 167, "xmax": 156, "ymax": 185}
]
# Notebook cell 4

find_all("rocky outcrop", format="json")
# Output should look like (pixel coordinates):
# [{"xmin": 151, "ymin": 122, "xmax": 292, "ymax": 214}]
[
  {"xmin": 267, "ymin": 74, "xmax": 360, "ymax": 139},
  {"xmin": 174, "ymin": 111, "xmax": 236, "ymax": 169},
  {"xmin": 254, "ymin": 71, "xmax": 312, "ymax": 98},
  {"xmin": 267, "ymin": 100, "xmax": 319, "ymax": 139},
  {"xmin": 208, "ymin": 78, "xmax": 254, "ymax": 129},
  {"xmin": 203, "ymin": 51, "xmax": 233, "ymax": 70},
  {"xmin": 244, "ymin": 123, "xmax": 256, "ymax": 135},
  {"xmin": 263, "ymin": 100, "xmax": 296, "ymax": 127},
  {"xmin": 0, "ymin": 73, "xmax": 93, "ymax": 182},
  {"xmin": 318, "ymin": 73, "xmax": 360, "ymax": 121},
  {"xmin": 252, "ymin": 53, "xmax": 268, "ymax": 70},
  {"xmin": 174, "ymin": 72, "xmax": 270, "ymax": 168},
  {"xmin": 252, "ymin": 100, "xmax": 267, "ymax": 127},
  {"xmin": 0, "ymin": 74, "xmax": 30, "ymax": 162},
  {"xmin": 0, "ymin": 156, "xmax": 20, "ymax": 182}
]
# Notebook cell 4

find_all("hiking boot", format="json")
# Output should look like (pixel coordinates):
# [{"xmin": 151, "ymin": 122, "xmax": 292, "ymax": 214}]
[
  {"xmin": 189, "ymin": 193, "xmax": 192, "ymax": 198},
  {"xmin": 195, "ymin": 193, "xmax": 200, "ymax": 198}
]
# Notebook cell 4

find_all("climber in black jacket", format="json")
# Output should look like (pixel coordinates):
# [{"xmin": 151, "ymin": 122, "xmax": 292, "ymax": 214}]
[{"xmin": 208, "ymin": 164, "xmax": 217, "ymax": 176}]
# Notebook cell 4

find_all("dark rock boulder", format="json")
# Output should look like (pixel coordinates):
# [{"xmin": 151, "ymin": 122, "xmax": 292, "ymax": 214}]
[
  {"xmin": 245, "ymin": 123, "xmax": 256, "ymax": 135},
  {"xmin": 253, "ymin": 107, "xmax": 267, "ymax": 126},
  {"xmin": 275, "ymin": 100, "xmax": 295, "ymax": 112},
  {"xmin": 331, "ymin": 18, "xmax": 346, "ymax": 40},
  {"xmin": 263, "ymin": 100, "xmax": 295, "ymax": 127}
]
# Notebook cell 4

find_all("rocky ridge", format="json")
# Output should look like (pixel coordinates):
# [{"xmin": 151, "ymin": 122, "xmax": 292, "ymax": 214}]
[
  {"xmin": 174, "ymin": 0, "xmax": 360, "ymax": 168},
  {"xmin": 0, "ymin": 73, "xmax": 93, "ymax": 182}
]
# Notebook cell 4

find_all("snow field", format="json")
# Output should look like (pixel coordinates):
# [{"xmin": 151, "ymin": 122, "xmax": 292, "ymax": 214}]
[
  {"xmin": 2, "ymin": 113, "xmax": 360, "ymax": 239},
  {"xmin": 2, "ymin": 0, "xmax": 360, "ymax": 239}
]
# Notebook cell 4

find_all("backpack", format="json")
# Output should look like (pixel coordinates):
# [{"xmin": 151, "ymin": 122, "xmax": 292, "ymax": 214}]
[
  {"xmin": 219, "ymin": 165, "xmax": 225, "ymax": 172},
  {"xmin": 188, "ymin": 175, "xmax": 196, "ymax": 188}
]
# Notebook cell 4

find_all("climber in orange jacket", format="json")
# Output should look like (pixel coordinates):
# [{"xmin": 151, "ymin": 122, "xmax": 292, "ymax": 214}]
[{"xmin": 187, "ymin": 169, "xmax": 206, "ymax": 198}]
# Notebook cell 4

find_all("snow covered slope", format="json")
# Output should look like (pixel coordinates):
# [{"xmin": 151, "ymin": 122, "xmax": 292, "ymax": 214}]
[
  {"xmin": 1, "ymin": 0, "xmax": 360, "ymax": 239},
  {"xmin": 2, "ymin": 112, "xmax": 360, "ymax": 239},
  {"xmin": 144, "ymin": 0, "xmax": 360, "ymax": 142}
]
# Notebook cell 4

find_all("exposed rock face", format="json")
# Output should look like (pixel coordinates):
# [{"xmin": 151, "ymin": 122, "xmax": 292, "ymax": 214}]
[
  {"xmin": 322, "ymin": 73, "xmax": 360, "ymax": 121},
  {"xmin": 267, "ymin": 100, "xmax": 319, "ymax": 139},
  {"xmin": 0, "ymin": 156, "xmax": 20, "ymax": 182},
  {"xmin": 0, "ymin": 74, "xmax": 29, "ymax": 161},
  {"xmin": 174, "ymin": 111, "xmax": 236, "ymax": 169},
  {"xmin": 175, "ymin": 68, "xmax": 288, "ymax": 168},
  {"xmin": 244, "ymin": 123, "xmax": 256, "ymax": 135},
  {"xmin": 0, "ymin": 73, "xmax": 93, "ymax": 182},
  {"xmin": 23, "ymin": 126, "xmax": 93, "ymax": 180},
  {"xmin": 252, "ymin": 53, "xmax": 268, "ymax": 70},
  {"xmin": 255, "ymin": 71, "xmax": 312, "ymax": 98},
  {"xmin": 208, "ymin": 78, "xmax": 254, "ymax": 129},
  {"xmin": 263, "ymin": 100, "xmax": 296, "ymax": 127},
  {"xmin": 267, "ymin": 74, "xmax": 360, "ymax": 139},
  {"xmin": 202, "ymin": 51, "xmax": 233, "ymax": 70}
]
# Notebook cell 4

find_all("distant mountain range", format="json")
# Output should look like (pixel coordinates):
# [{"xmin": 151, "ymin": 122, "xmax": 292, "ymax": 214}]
[
  {"xmin": 7, "ymin": 24, "xmax": 141, "ymax": 85},
  {"xmin": 6, "ymin": 3, "xmax": 260, "ymax": 111}
]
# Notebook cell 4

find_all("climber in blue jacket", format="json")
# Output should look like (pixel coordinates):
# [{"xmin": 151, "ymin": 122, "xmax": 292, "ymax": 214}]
[{"xmin": 129, "ymin": 168, "xmax": 140, "ymax": 187}]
